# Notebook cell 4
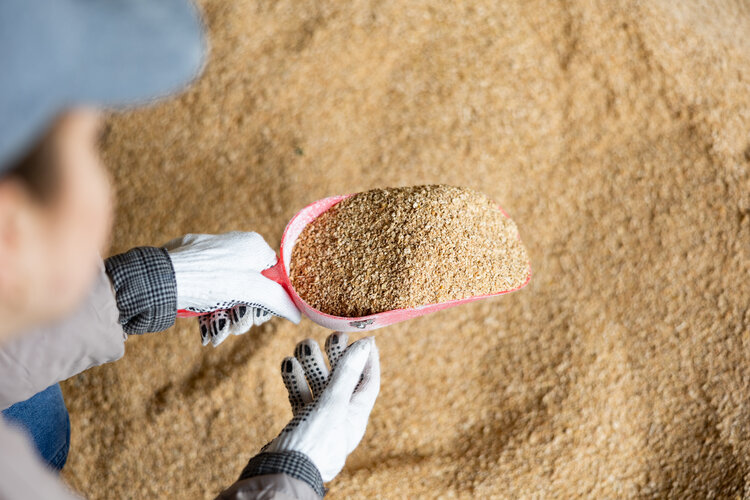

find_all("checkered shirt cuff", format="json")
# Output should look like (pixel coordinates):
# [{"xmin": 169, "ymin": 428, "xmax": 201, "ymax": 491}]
[
  {"xmin": 104, "ymin": 247, "xmax": 177, "ymax": 335},
  {"xmin": 240, "ymin": 451, "xmax": 325, "ymax": 498}
]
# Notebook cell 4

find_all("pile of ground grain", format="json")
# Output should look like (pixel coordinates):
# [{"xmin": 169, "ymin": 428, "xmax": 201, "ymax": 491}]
[
  {"xmin": 60, "ymin": 0, "xmax": 749, "ymax": 498},
  {"xmin": 290, "ymin": 185, "xmax": 529, "ymax": 317}
]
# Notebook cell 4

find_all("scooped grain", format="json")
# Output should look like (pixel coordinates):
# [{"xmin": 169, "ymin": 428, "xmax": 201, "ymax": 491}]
[{"xmin": 289, "ymin": 185, "xmax": 529, "ymax": 317}]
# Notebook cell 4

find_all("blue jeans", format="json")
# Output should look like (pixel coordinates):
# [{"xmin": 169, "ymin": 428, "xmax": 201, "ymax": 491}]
[{"xmin": 2, "ymin": 384, "xmax": 70, "ymax": 471}]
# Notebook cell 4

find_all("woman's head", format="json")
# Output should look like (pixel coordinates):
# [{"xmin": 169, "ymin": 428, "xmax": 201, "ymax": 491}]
[
  {"xmin": 0, "ymin": 0, "xmax": 206, "ymax": 341},
  {"xmin": 0, "ymin": 108, "xmax": 112, "ymax": 339}
]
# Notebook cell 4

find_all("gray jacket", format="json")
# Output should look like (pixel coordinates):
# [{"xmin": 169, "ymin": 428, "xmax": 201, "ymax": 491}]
[{"xmin": 0, "ymin": 249, "xmax": 323, "ymax": 500}]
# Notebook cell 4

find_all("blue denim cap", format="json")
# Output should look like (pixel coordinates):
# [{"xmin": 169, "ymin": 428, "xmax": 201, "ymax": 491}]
[{"xmin": 0, "ymin": 0, "xmax": 207, "ymax": 172}]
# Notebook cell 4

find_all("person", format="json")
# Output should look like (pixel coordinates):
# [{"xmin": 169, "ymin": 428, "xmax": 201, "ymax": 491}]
[{"xmin": 0, "ymin": 1, "xmax": 380, "ymax": 499}]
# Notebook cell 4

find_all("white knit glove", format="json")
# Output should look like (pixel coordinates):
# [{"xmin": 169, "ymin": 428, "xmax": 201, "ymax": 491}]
[
  {"xmin": 264, "ymin": 333, "xmax": 380, "ymax": 482},
  {"xmin": 164, "ymin": 232, "xmax": 301, "ymax": 347}
]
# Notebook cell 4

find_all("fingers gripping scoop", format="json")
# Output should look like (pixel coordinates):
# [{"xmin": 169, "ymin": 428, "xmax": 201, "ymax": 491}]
[{"xmin": 198, "ymin": 310, "xmax": 231, "ymax": 347}]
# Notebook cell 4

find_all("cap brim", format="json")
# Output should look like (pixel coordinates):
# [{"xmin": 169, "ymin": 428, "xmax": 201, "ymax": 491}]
[
  {"xmin": 0, "ymin": 0, "xmax": 207, "ymax": 169},
  {"xmin": 70, "ymin": 0, "xmax": 207, "ymax": 107}
]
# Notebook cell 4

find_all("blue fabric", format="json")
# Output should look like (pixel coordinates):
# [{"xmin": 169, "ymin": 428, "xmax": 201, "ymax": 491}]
[
  {"xmin": 0, "ymin": 0, "xmax": 206, "ymax": 170},
  {"xmin": 2, "ymin": 384, "xmax": 71, "ymax": 471}
]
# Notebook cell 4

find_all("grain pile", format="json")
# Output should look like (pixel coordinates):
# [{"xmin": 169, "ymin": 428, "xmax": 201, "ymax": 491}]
[
  {"xmin": 60, "ymin": 0, "xmax": 750, "ymax": 498},
  {"xmin": 290, "ymin": 185, "xmax": 529, "ymax": 317}
]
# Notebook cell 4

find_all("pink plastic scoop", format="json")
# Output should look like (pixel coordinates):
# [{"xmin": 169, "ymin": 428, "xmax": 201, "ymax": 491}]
[{"xmin": 177, "ymin": 194, "xmax": 531, "ymax": 332}]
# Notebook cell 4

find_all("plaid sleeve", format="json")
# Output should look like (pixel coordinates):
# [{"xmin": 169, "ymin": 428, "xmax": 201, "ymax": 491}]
[
  {"xmin": 239, "ymin": 451, "xmax": 325, "ymax": 498},
  {"xmin": 104, "ymin": 247, "xmax": 177, "ymax": 335}
]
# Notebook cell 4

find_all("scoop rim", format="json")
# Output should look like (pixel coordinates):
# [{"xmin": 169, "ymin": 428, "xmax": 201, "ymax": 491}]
[{"xmin": 279, "ymin": 192, "xmax": 532, "ymax": 322}]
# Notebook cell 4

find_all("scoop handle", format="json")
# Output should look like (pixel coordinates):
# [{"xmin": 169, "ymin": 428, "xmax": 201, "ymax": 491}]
[
  {"xmin": 176, "ymin": 259, "xmax": 287, "ymax": 319},
  {"xmin": 176, "ymin": 309, "xmax": 201, "ymax": 318},
  {"xmin": 260, "ymin": 259, "xmax": 285, "ymax": 285}
]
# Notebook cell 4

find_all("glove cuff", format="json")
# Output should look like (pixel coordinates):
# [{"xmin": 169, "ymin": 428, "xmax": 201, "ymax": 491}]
[
  {"xmin": 104, "ymin": 247, "xmax": 177, "ymax": 334},
  {"xmin": 240, "ymin": 451, "xmax": 326, "ymax": 498}
]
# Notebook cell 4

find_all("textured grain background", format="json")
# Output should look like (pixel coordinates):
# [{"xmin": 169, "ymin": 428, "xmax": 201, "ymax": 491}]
[{"xmin": 61, "ymin": 0, "xmax": 750, "ymax": 498}]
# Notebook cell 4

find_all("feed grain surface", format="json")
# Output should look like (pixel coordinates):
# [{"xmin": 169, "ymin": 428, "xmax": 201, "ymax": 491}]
[{"xmin": 61, "ymin": 0, "xmax": 750, "ymax": 498}]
